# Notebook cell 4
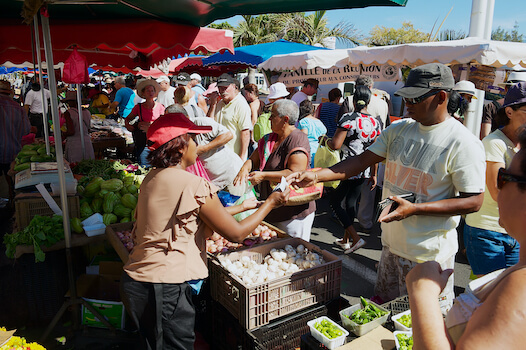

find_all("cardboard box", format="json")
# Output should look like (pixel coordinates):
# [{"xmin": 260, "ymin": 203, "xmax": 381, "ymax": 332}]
[{"xmin": 76, "ymin": 261, "xmax": 125, "ymax": 329}]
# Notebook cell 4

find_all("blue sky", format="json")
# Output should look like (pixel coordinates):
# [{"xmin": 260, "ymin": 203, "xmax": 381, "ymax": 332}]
[{"xmin": 217, "ymin": 0, "xmax": 526, "ymax": 48}]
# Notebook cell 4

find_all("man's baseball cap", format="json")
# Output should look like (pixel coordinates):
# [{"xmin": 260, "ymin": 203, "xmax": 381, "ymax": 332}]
[
  {"xmin": 301, "ymin": 78, "xmax": 319, "ymax": 88},
  {"xmin": 190, "ymin": 73, "xmax": 202, "ymax": 82},
  {"xmin": 395, "ymin": 63, "xmax": 455, "ymax": 99},
  {"xmin": 217, "ymin": 73, "xmax": 236, "ymax": 87},
  {"xmin": 156, "ymin": 76, "xmax": 170, "ymax": 84},
  {"xmin": 176, "ymin": 72, "xmax": 191, "ymax": 85},
  {"xmin": 147, "ymin": 113, "xmax": 212, "ymax": 151}
]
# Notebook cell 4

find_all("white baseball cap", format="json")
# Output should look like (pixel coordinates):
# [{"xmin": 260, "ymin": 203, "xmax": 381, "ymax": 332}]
[
  {"xmin": 190, "ymin": 73, "xmax": 202, "ymax": 82},
  {"xmin": 156, "ymin": 76, "xmax": 170, "ymax": 83},
  {"xmin": 453, "ymin": 80, "xmax": 478, "ymax": 99}
]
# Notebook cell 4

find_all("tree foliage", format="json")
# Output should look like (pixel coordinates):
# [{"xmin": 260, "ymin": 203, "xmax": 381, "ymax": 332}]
[
  {"xmin": 208, "ymin": 22, "xmax": 234, "ymax": 30},
  {"xmin": 209, "ymin": 12, "xmax": 362, "ymax": 48},
  {"xmin": 367, "ymin": 21, "xmax": 429, "ymax": 46},
  {"xmin": 492, "ymin": 22, "xmax": 524, "ymax": 42},
  {"xmin": 437, "ymin": 29, "xmax": 466, "ymax": 41}
]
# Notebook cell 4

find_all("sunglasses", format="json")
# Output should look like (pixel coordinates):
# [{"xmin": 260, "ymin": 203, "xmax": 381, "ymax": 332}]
[
  {"xmin": 497, "ymin": 168, "xmax": 526, "ymax": 189},
  {"xmin": 402, "ymin": 89, "xmax": 443, "ymax": 105}
]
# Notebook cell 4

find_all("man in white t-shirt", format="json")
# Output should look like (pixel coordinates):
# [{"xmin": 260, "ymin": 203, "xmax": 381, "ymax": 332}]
[
  {"xmin": 155, "ymin": 76, "xmax": 176, "ymax": 108},
  {"xmin": 291, "ymin": 78, "xmax": 319, "ymax": 106},
  {"xmin": 23, "ymin": 83, "xmax": 51, "ymax": 138},
  {"xmin": 208, "ymin": 73, "xmax": 252, "ymax": 161},
  {"xmin": 289, "ymin": 63, "xmax": 486, "ymax": 311}
]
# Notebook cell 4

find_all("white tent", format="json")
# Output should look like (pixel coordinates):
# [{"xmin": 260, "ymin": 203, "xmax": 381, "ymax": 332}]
[
  {"xmin": 259, "ymin": 37, "xmax": 526, "ymax": 71},
  {"xmin": 346, "ymin": 37, "xmax": 526, "ymax": 68}
]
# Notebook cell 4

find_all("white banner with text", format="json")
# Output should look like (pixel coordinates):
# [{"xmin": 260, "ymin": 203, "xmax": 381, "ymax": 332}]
[{"xmin": 278, "ymin": 63, "xmax": 401, "ymax": 87}]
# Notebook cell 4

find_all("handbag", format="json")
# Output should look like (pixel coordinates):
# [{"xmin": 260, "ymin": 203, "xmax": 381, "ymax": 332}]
[
  {"xmin": 284, "ymin": 168, "xmax": 323, "ymax": 206},
  {"xmin": 313, "ymin": 139, "xmax": 341, "ymax": 189}
]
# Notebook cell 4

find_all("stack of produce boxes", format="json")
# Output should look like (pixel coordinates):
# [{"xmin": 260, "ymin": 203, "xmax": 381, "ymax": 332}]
[{"xmin": 208, "ymin": 237, "xmax": 342, "ymax": 349}]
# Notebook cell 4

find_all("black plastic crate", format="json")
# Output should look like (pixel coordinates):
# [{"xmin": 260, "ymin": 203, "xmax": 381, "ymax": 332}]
[
  {"xmin": 249, "ymin": 303, "xmax": 328, "ymax": 350},
  {"xmin": 211, "ymin": 300, "xmax": 328, "ymax": 350}
]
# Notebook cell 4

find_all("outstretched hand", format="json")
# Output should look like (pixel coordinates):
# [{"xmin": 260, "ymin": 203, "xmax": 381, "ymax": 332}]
[
  {"xmin": 378, "ymin": 196, "xmax": 416, "ymax": 223},
  {"xmin": 267, "ymin": 186, "xmax": 290, "ymax": 208},
  {"xmin": 286, "ymin": 171, "xmax": 316, "ymax": 189}
]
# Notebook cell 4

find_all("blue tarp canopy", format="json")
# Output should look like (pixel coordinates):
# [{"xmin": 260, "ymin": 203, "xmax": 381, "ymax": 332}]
[
  {"xmin": 0, "ymin": 66, "xmax": 28, "ymax": 74},
  {"xmin": 202, "ymin": 40, "xmax": 328, "ymax": 68}
]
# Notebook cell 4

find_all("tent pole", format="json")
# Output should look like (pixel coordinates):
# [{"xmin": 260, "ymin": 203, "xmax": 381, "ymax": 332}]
[
  {"xmin": 40, "ymin": 12, "xmax": 71, "ymax": 248},
  {"xmin": 76, "ymin": 84, "xmax": 86, "ymax": 159},
  {"xmin": 33, "ymin": 14, "xmax": 51, "ymax": 156}
]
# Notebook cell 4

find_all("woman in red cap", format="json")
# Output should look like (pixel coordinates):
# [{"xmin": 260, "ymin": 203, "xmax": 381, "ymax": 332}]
[{"xmin": 121, "ymin": 113, "xmax": 289, "ymax": 350}]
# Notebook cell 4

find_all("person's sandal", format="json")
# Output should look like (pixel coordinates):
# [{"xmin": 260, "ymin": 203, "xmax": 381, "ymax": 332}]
[
  {"xmin": 344, "ymin": 238, "xmax": 366, "ymax": 254},
  {"xmin": 334, "ymin": 239, "xmax": 351, "ymax": 250}
]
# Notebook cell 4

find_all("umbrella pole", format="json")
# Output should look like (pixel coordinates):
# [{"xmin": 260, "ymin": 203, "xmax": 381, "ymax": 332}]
[
  {"xmin": 38, "ymin": 11, "xmax": 115, "ymax": 343},
  {"xmin": 33, "ymin": 14, "xmax": 51, "ymax": 155},
  {"xmin": 76, "ymin": 84, "xmax": 86, "ymax": 159}
]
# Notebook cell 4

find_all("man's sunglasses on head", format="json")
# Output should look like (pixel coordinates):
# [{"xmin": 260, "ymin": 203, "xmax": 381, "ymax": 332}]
[{"xmin": 402, "ymin": 89, "xmax": 446, "ymax": 105}]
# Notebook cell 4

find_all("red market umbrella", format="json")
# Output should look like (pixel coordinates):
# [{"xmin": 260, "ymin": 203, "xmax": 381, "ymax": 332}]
[
  {"xmin": 0, "ymin": 18, "xmax": 234, "ymax": 69},
  {"xmin": 168, "ymin": 56, "xmax": 205, "ymax": 73},
  {"xmin": 136, "ymin": 68, "xmax": 166, "ymax": 79}
]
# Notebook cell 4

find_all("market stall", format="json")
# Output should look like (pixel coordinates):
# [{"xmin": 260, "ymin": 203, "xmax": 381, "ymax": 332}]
[{"xmin": 1, "ymin": 0, "xmax": 411, "ymax": 347}]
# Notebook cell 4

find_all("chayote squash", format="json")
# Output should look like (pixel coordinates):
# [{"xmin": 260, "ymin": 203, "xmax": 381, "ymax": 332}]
[
  {"xmin": 121, "ymin": 193, "xmax": 138, "ymax": 209},
  {"xmin": 80, "ymin": 202, "xmax": 94, "ymax": 218},
  {"xmin": 84, "ymin": 177, "xmax": 104, "ymax": 197},
  {"xmin": 90, "ymin": 197, "xmax": 103, "ymax": 213},
  {"xmin": 100, "ymin": 179, "xmax": 124, "ymax": 192},
  {"xmin": 70, "ymin": 217, "xmax": 84, "ymax": 233},
  {"xmin": 113, "ymin": 204, "xmax": 132, "ymax": 218},
  {"xmin": 103, "ymin": 192, "xmax": 120, "ymax": 213},
  {"xmin": 102, "ymin": 213, "xmax": 118, "ymax": 226}
]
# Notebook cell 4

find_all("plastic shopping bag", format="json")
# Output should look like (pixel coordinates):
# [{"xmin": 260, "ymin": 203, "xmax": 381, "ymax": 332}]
[
  {"xmin": 314, "ymin": 143, "xmax": 341, "ymax": 189},
  {"xmin": 232, "ymin": 184, "xmax": 258, "ymax": 221}
]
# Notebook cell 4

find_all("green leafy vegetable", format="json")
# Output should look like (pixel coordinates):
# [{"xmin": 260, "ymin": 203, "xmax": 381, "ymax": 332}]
[
  {"xmin": 3, "ymin": 215, "xmax": 65, "ymax": 262},
  {"xmin": 397, "ymin": 313, "xmax": 412, "ymax": 328},
  {"xmin": 344, "ymin": 296, "xmax": 389, "ymax": 325},
  {"xmin": 396, "ymin": 333, "xmax": 413, "ymax": 350},
  {"xmin": 313, "ymin": 319, "xmax": 343, "ymax": 339}
]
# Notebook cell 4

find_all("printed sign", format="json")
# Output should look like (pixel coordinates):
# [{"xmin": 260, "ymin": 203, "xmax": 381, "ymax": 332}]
[{"xmin": 278, "ymin": 63, "xmax": 400, "ymax": 87}]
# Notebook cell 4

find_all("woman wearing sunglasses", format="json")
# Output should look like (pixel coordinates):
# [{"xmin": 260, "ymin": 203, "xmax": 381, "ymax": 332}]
[
  {"xmin": 406, "ymin": 125, "xmax": 526, "ymax": 349},
  {"xmin": 463, "ymin": 83, "xmax": 526, "ymax": 277}
]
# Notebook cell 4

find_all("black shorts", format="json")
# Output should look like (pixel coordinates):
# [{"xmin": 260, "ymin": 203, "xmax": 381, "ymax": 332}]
[{"xmin": 0, "ymin": 163, "xmax": 11, "ymax": 176}]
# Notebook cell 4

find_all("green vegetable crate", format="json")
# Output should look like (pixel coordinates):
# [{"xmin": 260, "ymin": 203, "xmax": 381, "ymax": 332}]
[
  {"xmin": 209, "ymin": 237, "xmax": 342, "ymax": 330},
  {"xmin": 307, "ymin": 316, "xmax": 348, "ymax": 349},
  {"xmin": 14, "ymin": 193, "xmax": 80, "ymax": 230},
  {"xmin": 339, "ymin": 298, "xmax": 390, "ymax": 336}
]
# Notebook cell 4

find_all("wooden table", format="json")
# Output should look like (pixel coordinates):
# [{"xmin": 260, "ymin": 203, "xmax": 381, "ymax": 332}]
[{"xmin": 14, "ymin": 233, "xmax": 107, "ymax": 259}]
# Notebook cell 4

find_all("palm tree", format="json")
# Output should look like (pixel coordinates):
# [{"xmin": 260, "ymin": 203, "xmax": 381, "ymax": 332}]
[
  {"xmin": 283, "ymin": 11, "xmax": 362, "ymax": 47},
  {"xmin": 233, "ymin": 15, "xmax": 277, "ymax": 47}
]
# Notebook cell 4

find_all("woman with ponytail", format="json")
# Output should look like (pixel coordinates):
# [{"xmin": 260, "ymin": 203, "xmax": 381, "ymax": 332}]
[{"xmin": 326, "ymin": 85, "xmax": 382, "ymax": 254}]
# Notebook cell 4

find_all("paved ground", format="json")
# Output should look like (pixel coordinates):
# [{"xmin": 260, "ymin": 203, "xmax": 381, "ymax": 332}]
[{"xmin": 310, "ymin": 196, "xmax": 472, "ymax": 306}]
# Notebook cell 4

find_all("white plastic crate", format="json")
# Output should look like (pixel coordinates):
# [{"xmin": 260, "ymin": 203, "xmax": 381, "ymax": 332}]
[
  {"xmin": 307, "ymin": 316, "xmax": 348, "ymax": 349},
  {"xmin": 339, "ymin": 299, "xmax": 390, "ymax": 336},
  {"xmin": 392, "ymin": 309, "xmax": 412, "ymax": 331},
  {"xmin": 394, "ymin": 330, "xmax": 413, "ymax": 350}
]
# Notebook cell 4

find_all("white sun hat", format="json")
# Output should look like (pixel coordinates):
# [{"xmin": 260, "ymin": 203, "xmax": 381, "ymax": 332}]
[{"xmin": 453, "ymin": 80, "xmax": 478, "ymax": 99}]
